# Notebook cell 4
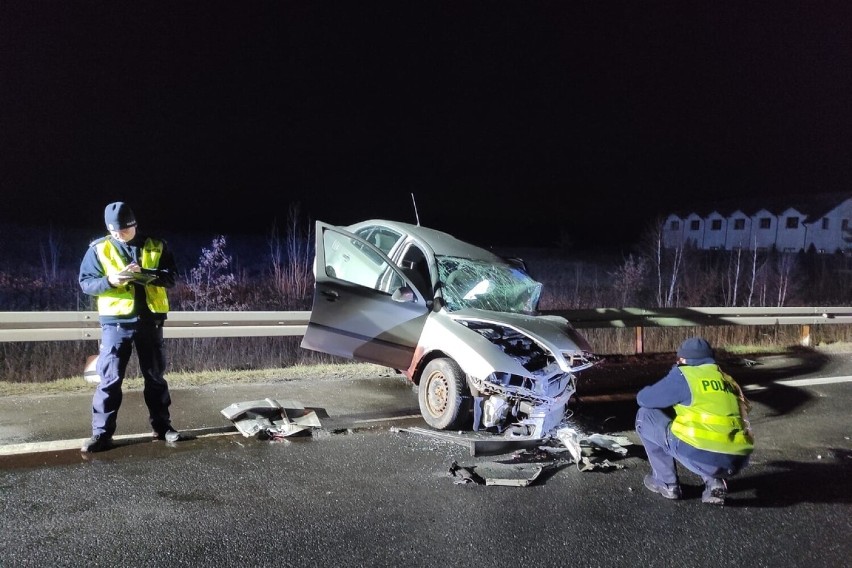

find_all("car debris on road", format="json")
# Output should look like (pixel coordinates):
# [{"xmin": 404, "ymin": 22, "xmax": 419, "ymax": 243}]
[
  {"xmin": 395, "ymin": 422, "xmax": 632, "ymax": 487},
  {"xmin": 449, "ymin": 460, "xmax": 550, "ymax": 487},
  {"xmin": 220, "ymin": 399, "xmax": 321, "ymax": 439}
]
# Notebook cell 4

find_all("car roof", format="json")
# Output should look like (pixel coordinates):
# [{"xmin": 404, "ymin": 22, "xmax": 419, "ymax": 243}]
[{"xmin": 346, "ymin": 219, "xmax": 505, "ymax": 261}]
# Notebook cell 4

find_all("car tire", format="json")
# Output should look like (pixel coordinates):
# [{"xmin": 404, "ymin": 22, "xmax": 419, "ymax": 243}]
[{"xmin": 418, "ymin": 358, "xmax": 470, "ymax": 430}]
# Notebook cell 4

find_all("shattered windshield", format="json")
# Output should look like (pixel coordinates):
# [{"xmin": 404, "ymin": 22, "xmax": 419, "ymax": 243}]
[{"xmin": 437, "ymin": 256, "xmax": 542, "ymax": 314}]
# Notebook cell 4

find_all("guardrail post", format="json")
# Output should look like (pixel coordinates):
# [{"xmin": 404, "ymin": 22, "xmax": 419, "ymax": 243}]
[
  {"xmin": 801, "ymin": 324, "xmax": 811, "ymax": 347},
  {"xmin": 635, "ymin": 326, "xmax": 644, "ymax": 354}
]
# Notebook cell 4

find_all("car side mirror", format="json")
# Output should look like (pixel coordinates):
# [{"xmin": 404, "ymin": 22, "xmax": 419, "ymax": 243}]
[{"xmin": 392, "ymin": 286, "xmax": 416, "ymax": 303}]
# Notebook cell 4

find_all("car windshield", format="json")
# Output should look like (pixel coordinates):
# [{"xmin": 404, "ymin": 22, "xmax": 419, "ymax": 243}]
[{"xmin": 436, "ymin": 256, "xmax": 542, "ymax": 314}]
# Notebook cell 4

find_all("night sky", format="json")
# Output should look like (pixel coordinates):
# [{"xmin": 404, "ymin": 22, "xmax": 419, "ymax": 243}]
[{"xmin": 2, "ymin": 3, "xmax": 850, "ymax": 248}]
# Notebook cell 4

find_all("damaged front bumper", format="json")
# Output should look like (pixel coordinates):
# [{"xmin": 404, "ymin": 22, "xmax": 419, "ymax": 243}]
[
  {"xmin": 470, "ymin": 372, "xmax": 577, "ymax": 439},
  {"xmin": 452, "ymin": 315, "xmax": 599, "ymax": 439}
]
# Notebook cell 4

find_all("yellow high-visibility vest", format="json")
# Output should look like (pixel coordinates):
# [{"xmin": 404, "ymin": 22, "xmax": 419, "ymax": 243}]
[
  {"xmin": 94, "ymin": 238, "xmax": 169, "ymax": 315},
  {"xmin": 671, "ymin": 365, "xmax": 754, "ymax": 455}
]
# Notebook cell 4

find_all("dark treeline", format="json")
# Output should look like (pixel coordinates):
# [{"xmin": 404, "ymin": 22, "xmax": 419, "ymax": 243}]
[
  {"xmin": 4, "ymin": 218, "xmax": 852, "ymax": 312},
  {"xmin": 1, "ymin": 217, "xmax": 850, "ymax": 382}
]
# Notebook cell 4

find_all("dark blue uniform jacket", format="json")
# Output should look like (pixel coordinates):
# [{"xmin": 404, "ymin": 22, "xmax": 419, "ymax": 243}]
[{"xmin": 79, "ymin": 233, "xmax": 177, "ymax": 324}]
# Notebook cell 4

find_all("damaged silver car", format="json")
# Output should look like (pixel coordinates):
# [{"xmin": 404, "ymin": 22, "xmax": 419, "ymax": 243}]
[{"xmin": 301, "ymin": 220, "xmax": 598, "ymax": 438}]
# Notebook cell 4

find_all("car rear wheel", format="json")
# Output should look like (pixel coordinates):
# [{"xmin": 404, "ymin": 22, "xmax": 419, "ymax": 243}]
[{"xmin": 418, "ymin": 358, "xmax": 470, "ymax": 430}]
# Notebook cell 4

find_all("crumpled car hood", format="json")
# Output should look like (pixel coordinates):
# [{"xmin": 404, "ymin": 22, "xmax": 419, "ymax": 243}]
[{"xmin": 447, "ymin": 308, "xmax": 593, "ymax": 370}]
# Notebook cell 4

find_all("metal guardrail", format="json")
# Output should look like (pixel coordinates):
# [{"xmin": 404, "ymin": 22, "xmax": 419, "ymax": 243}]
[
  {"xmin": 0, "ymin": 311, "xmax": 310, "ymax": 342},
  {"xmin": 1, "ymin": 307, "xmax": 850, "ymax": 345},
  {"xmin": 539, "ymin": 307, "xmax": 852, "ymax": 351},
  {"xmin": 540, "ymin": 306, "xmax": 852, "ymax": 328}
]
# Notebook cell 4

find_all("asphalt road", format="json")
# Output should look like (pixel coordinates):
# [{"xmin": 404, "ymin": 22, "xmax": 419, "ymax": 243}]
[{"xmin": 0, "ymin": 352, "xmax": 850, "ymax": 568}]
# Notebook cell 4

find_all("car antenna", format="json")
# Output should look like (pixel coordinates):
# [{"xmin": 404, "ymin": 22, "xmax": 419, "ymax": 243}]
[{"xmin": 411, "ymin": 192, "xmax": 421, "ymax": 226}]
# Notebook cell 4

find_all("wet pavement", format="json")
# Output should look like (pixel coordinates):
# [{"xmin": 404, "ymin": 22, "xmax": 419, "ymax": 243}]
[
  {"xmin": 1, "ymin": 346, "xmax": 848, "ymax": 459},
  {"xmin": 0, "ymin": 374, "xmax": 422, "ymax": 457},
  {"xmin": 0, "ymin": 365, "xmax": 850, "ymax": 567}
]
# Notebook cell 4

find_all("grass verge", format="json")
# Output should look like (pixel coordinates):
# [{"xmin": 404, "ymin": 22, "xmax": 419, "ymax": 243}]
[{"xmin": 0, "ymin": 362, "xmax": 393, "ymax": 398}]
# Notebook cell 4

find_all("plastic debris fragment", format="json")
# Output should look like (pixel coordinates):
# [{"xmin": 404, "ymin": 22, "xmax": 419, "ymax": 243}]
[{"xmin": 220, "ymin": 398, "xmax": 321, "ymax": 439}]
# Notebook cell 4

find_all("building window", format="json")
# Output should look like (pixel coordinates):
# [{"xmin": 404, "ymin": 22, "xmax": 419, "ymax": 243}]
[
  {"xmin": 670, "ymin": 220, "xmax": 680, "ymax": 230},
  {"xmin": 822, "ymin": 218, "xmax": 830, "ymax": 230},
  {"xmin": 786, "ymin": 217, "xmax": 799, "ymax": 229},
  {"xmin": 690, "ymin": 220, "xmax": 700, "ymax": 231},
  {"xmin": 711, "ymin": 219, "xmax": 722, "ymax": 231},
  {"xmin": 843, "ymin": 219, "xmax": 849, "ymax": 231},
  {"xmin": 734, "ymin": 219, "xmax": 745, "ymax": 230},
  {"xmin": 759, "ymin": 218, "xmax": 771, "ymax": 229}
]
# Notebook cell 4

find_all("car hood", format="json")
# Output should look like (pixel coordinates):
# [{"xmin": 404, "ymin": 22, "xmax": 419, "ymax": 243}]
[{"xmin": 447, "ymin": 308, "xmax": 593, "ymax": 356}]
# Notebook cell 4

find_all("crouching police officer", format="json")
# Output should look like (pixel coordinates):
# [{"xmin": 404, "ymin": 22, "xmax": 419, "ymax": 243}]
[
  {"xmin": 79, "ymin": 202, "xmax": 181, "ymax": 452},
  {"xmin": 635, "ymin": 337, "xmax": 754, "ymax": 505}
]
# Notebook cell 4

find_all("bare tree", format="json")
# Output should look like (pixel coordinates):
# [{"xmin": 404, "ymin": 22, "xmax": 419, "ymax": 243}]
[
  {"xmin": 610, "ymin": 254, "xmax": 647, "ymax": 306},
  {"xmin": 775, "ymin": 252, "xmax": 798, "ymax": 306},
  {"xmin": 268, "ymin": 203, "xmax": 314, "ymax": 308},
  {"xmin": 745, "ymin": 238, "xmax": 761, "ymax": 307},
  {"xmin": 723, "ymin": 247, "xmax": 743, "ymax": 307},
  {"xmin": 663, "ymin": 245, "xmax": 685, "ymax": 307},
  {"xmin": 640, "ymin": 218, "xmax": 682, "ymax": 307},
  {"xmin": 185, "ymin": 235, "xmax": 246, "ymax": 311},
  {"xmin": 39, "ymin": 226, "xmax": 61, "ymax": 281}
]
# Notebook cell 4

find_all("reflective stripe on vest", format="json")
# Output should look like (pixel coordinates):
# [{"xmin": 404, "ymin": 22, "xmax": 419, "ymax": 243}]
[
  {"xmin": 671, "ymin": 365, "xmax": 754, "ymax": 456},
  {"xmin": 94, "ymin": 238, "xmax": 169, "ymax": 315}
]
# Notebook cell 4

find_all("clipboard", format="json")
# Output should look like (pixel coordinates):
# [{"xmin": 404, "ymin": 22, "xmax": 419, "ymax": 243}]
[{"xmin": 117, "ymin": 269, "xmax": 157, "ymax": 284}]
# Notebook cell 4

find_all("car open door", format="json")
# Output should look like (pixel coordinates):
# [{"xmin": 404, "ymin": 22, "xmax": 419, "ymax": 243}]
[{"xmin": 301, "ymin": 221, "xmax": 431, "ymax": 370}]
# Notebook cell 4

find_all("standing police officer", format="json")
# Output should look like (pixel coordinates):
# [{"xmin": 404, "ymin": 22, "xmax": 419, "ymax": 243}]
[
  {"xmin": 635, "ymin": 337, "xmax": 754, "ymax": 505},
  {"xmin": 79, "ymin": 202, "xmax": 181, "ymax": 452}
]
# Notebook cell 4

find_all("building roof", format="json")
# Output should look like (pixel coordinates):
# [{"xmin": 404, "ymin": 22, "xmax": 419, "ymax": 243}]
[{"xmin": 667, "ymin": 192, "xmax": 852, "ymax": 222}]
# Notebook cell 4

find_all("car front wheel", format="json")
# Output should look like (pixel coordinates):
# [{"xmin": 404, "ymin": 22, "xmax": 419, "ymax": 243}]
[{"xmin": 418, "ymin": 358, "xmax": 470, "ymax": 430}]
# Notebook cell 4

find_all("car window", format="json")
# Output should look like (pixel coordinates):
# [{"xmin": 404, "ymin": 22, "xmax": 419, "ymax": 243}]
[
  {"xmin": 355, "ymin": 226, "xmax": 403, "ymax": 256},
  {"xmin": 399, "ymin": 244, "xmax": 432, "ymax": 299},
  {"xmin": 323, "ymin": 228, "xmax": 404, "ymax": 293}
]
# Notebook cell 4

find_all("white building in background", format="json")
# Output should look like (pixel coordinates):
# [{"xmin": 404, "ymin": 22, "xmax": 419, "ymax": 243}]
[
  {"xmin": 724, "ymin": 209, "xmax": 752, "ymax": 250},
  {"xmin": 661, "ymin": 193, "xmax": 852, "ymax": 253}
]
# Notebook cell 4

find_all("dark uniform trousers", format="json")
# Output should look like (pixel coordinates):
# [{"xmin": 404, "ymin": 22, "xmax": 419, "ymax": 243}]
[
  {"xmin": 93, "ymin": 320, "xmax": 171, "ymax": 437},
  {"xmin": 635, "ymin": 406, "xmax": 749, "ymax": 485}
]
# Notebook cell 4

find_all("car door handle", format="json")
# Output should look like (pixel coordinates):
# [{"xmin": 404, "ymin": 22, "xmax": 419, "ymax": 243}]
[{"xmin": 321, "ymin": 290, "xmax": 340, "ymax": 301}]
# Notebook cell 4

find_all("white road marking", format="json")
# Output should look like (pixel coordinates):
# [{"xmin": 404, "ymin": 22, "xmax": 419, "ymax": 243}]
[
  {"xmin": 0, "ymin": 427, "xmax": 235, "ymax": 457},
  {"xmin": 352, "ymin": 414, "xmax": 421, "ymax": 425},
  {"xmin": 3, "ymin": 380, "xmax": 849, "ymax": 457},
  {"xmin": 0, "ymin": 415, "xmax": 424, "ymax": 457},
  {"xmin": 743, "ymin": 375, "xmax": 852, "ymax": 392}
]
